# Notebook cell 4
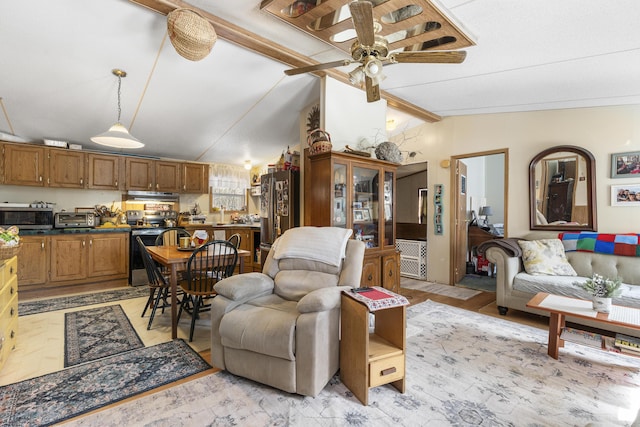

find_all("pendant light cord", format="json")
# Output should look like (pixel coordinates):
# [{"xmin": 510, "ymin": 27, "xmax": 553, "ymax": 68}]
[
  {"xmin": 129, "ymin": 32, "xmax": 167, "ymax": 131},
  {"xmin": 0, "ymin": 98, "xmax": 15, "ymax": 134}
]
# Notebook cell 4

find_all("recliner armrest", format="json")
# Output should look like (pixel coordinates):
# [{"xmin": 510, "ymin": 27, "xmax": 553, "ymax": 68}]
[
  {"xmin": 297, "ymin": 286, "xmax": 351, "ymax": 313},
  {"xmin": 214, "ymin": 272, "xmax": 274, "ymax": 303}
]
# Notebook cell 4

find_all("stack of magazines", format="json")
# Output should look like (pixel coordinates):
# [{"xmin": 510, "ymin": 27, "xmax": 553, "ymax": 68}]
[
  {"xmin": 614, "ymin": 333, "xmax": 640, "ymax": 356},
  {"xmin": 560, "ymin": 327, "xmax": 603, "ymax": 348}
]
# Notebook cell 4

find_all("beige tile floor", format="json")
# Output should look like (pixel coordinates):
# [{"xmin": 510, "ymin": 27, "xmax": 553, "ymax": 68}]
[{"xmin": 0, "ymin": 288, "xmax": 212, "ymax": 386}]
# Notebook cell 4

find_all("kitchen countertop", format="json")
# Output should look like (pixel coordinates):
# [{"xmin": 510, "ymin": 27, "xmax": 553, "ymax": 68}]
[
  {"xmin": 182, "ymin": 223, "xmax": 260, "ymax": 229},
  {"xmin": 20, "ymin": 226, "xmax": 131, "ymax": 235}
]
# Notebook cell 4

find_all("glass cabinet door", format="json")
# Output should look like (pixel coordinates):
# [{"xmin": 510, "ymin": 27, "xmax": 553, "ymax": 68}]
[
  {"xmin": 353, "ymin": 166, "xmax": 378, "ymax": 248},
  {"xmin": 383, "ymin": 170, "xmax": 394, "ymax": 247},
  {"xmin": 332, "ymin": 163, "xmax": 347, "ymax": 228}
]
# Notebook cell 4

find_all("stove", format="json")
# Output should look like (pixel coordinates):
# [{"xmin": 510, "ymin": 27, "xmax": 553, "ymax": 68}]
[{"xmin": 127, "ymin": 209, "xmax": 181, "ymax": 284}]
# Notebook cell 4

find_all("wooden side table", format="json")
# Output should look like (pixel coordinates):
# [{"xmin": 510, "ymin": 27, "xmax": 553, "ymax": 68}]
[{"xmin": 340, "ymin": 291, "xmax": 406, "ymax": 405}]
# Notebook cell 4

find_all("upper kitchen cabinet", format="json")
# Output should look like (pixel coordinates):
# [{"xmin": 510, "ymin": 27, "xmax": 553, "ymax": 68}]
[
  {"xmin": 155, "ymin": 161, "xmax": 181, "ymax": 192},
  {"xmin": 1, "ymin": 143, "xmax": 46, "ymax": 186},
  {"xmin": 125, "ymin": 157, "xmax": 154, "ymax": 191},
  {"xmin": 48, "ymin": 150, "xmax": 85, "ymax": 188},
  {"xmin": 182, "ymin": 162, "xmax": 208, "ymax": 193},
  {"xmin": 87, "ymin": 153, "xmax": 123, "ymax": 190}
]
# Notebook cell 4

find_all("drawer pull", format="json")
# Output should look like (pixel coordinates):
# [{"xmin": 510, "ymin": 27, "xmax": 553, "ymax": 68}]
[
  {"xmin": 381, "ymin": 367, "xmax": 397, "ymax": 376},
  {"xmin": 10, "ymin": 286, "xmax": 15, "ymax": 295},
  {"xmin": 389, "ymin": 270, "xmax": 393, "ymax": 276},
  {"xmin": 10, "ymin": 266, "xmax": 14, "ymax": 275},
  {"xmin": 368, "ymin": 274, "xmax": 372, "ymax": 281},
  {"xmin": 10, "ymin": 307, "xmax": 15, "ymax": 316}
]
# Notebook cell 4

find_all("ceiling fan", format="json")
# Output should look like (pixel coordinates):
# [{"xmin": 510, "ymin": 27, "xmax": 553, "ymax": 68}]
[{"xmin": 284, "ymin": 1, "xmax": 467, "ymax": 103}]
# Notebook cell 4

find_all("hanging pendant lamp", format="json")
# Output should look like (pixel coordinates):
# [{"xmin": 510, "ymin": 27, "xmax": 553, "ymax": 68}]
[{"xmin": 91, "ymin": 69, "xmax": 144, "ymax": 149}]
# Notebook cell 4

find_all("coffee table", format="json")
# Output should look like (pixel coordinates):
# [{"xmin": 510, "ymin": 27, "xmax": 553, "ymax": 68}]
[{"xmin": 526, "ymin": 292, "xmax": 640, "ymax": 359}]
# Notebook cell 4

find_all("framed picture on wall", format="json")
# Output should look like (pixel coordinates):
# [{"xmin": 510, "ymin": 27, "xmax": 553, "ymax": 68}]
[
  {"xmin": 611, "ymin": 184, "xmax": 640, "ymax": 206},
  {"xmin": 611, "ymin": 151, "xmax": 640, "ymax": 178}
]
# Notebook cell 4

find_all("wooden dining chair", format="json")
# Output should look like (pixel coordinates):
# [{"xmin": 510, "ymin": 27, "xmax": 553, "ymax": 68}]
[
  {"xmin": 136, "ymin": 236, "xmax": 175, "ymax": 330},
  {"xmin": 178, "ymin": 240, "xmax": 238, "ymax": 342},
  {"xmin": 154, "ymin": 227, "xmax": 191, "ymax": 246},
  {"xmin": 227, "ymin": 233, "xmax": 241, "ymax": 249}
]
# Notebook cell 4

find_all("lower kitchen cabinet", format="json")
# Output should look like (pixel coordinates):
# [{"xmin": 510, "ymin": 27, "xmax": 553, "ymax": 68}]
[
  {"xmin": 17, "ymin": 235, "xmax": 49, "ymax": 286},
  {"xmin": 17, "ymin": 231, "xmax": 129, "ymax": 293}
]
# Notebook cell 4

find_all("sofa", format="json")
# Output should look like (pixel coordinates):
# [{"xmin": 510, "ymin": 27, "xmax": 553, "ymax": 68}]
[
  {"xmin": 483, "ymin": 231, "xmax": 640, "ymax": 337},
  {"xmin": 210, "ymin": 227, "xmax": 365, "ymax": 397}
]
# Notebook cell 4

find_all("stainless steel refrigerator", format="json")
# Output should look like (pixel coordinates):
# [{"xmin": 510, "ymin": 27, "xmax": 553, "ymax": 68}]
[{"xmin": 259, "ymin": 170, "xmax": 300, "ymax": 264}]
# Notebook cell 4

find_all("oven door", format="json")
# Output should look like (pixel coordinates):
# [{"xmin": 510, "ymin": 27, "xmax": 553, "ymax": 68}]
[{"xmin": 129, "ymin": 228, "xmax": 165, "ymax": 285}]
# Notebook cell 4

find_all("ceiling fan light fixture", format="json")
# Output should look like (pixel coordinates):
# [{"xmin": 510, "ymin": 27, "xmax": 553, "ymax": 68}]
[
  {"xmin": 348, "ymin": 66, "xmax": 365, "ymax": 86},
  {"xmin": 363, "ymin": 57, "xmax": 384, "ymax": 78},
  {"xmin": 91, "ymin": 69, "xmax": 144, "ymax": 149}
]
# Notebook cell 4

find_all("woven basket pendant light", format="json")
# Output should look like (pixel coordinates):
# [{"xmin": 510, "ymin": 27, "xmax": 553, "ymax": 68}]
[{"xmin": 167, "ymin": 8, "xmax": 217, "ymax": 61}]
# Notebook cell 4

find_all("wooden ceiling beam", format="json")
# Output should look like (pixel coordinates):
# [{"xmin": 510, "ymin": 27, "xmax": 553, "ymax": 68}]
[{"xmin": 128, "ymin": 0, "xmax": 441, "ymax": 122}]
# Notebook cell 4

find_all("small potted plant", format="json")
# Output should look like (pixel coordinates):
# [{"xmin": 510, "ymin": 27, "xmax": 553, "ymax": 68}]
[{"xmin": 576, "ymin": 273, "xmax": 622, "ymax": 313}]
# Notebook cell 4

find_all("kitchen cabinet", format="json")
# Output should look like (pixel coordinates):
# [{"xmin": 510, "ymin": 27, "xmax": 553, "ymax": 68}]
[
  {"xmin": 155, "ymin": 161, "xmax": 181, "ymax": 192},
  {"xmin": 125, "ymin": 157, "xmax": 154, "ymax": 190},
  {"xmin": 17, "ymin": 235, "xmax": 49, "ymax": 286},
  {"xmin": 1, "ymin": 143, "xmax": 46, "ymax": 186},
  {"xmin": 87, "ymin": 153, "xmax": 123, "ymax": 190},
  {"xmin": 17, "ymin": 231, "xmax": 129, "ymax": 294},
  {"xmin": 182, "ymin": 162, "xmax": 208, "ymax": 193},
  {"xmin": 304, "ymin": 150, "xmax": 400, "ymax": 290},
  {"xmin": 0, "ymin": 256, "xmax": 18, "ymax": 371},
  {"xmin": 48, "ymin": 150, "xmax": 85, "ymax": 188}
]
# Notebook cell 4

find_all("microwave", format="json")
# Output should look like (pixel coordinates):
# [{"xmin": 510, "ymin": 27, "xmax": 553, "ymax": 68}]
[
  {"xmin": 54, "ymin": 212, "xmax": 96, "ymax": 229},
  {"xmin": 0, "ymin": 206, "xmax": 54, "ymax": 230}
]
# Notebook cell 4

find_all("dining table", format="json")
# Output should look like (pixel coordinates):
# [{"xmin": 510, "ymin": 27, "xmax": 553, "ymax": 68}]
[{"xmin": 146, "ymin": 245, "xmax": 252, "ymax": 339}]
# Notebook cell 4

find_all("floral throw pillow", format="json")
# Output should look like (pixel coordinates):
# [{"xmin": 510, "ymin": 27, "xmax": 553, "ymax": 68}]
[{"xmin": 517, "ymin": 239, "xmax": 577, "ymax": 276}]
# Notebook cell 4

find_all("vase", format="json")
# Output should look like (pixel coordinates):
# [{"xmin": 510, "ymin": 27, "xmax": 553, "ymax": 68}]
[{"xmin": 592, "ymin": 297, "xmax": 612, "ymax": 313}]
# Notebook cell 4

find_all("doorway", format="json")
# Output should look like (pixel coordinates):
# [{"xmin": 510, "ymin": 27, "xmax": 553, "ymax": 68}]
[{"xmin": 450, "ymin": 149, "xmax": 508, "ymax": 285}]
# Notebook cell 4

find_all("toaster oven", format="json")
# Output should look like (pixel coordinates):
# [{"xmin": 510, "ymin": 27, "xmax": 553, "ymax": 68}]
[{"xmin": 54, "ymin": 212, "xmax": 96, "ymax": 228}]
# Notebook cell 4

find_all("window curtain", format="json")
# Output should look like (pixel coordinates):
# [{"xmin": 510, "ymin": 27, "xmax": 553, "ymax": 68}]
[{"xmin": 209, "ymin": 164, "xmax": 250, "ymax": 211}]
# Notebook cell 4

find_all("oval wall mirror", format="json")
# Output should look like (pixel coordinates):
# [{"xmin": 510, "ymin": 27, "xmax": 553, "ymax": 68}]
[{"xmin": 529, "ymin": 145, "xmax": 597, "ymax": 231}]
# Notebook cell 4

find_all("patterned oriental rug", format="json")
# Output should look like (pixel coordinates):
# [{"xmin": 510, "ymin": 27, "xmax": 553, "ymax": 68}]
[
  {"xmin": 64, "ymin": 305, "xmax": 143, "ymax": 367},
  {"xmin": 0, "ymin": 340, "xmax": 211, "ymax": 426},
  {"xmin": 67, "ymin": 301, "xmax": 640, "ymax": 427},
  {"xmin": 19, "ymin": 286, "xmax": 149, "ymax": 316}
]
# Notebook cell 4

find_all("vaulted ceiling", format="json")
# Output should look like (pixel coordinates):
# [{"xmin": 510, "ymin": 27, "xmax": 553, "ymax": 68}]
[{"xmin": 1, "ymin": 0, "xmax": 639, "ymax": 166}]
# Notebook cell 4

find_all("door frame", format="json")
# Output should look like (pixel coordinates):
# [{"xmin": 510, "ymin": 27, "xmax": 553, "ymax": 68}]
[{"xmin": 448, "ymin": 148, "xmax": 509, "ymax": 285}]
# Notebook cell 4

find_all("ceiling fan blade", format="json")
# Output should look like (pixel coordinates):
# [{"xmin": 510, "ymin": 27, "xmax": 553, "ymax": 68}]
[
  {"xmin": 365, "ymin": 76, "xmax": 380, "ymax": 103},
  {"xmin": 390, "ymin": 51, "xmax": 467, "ymax": 64},
  {"xmin": 349, "ymin": 1, "xmax": 375, "ymax": 47},
  {"xmin": 284, "ymin": 59, "xmax": 353, "ymax": 76}
]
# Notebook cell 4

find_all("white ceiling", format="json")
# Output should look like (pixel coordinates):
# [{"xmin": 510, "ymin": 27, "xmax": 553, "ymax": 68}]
[{"xmin": 1, "ymin": 0, "xmax": 639, "ymax": 166}]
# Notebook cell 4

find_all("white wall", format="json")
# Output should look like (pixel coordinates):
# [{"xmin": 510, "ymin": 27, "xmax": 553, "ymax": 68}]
[
  {"xmin": 393, "ymin": 104, "xmax": 640, "ymax": 284},
  {"xmin": 323, "ymin": 78, "xmax": 387, "ymax": 151}
]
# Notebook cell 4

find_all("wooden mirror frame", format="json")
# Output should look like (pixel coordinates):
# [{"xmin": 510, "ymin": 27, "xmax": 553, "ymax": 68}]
[{"xmin": 529, "ymin": 145, "xmax": 597, "ymax": 231}]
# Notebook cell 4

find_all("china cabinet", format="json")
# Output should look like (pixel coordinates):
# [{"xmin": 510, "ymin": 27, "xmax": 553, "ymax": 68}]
[{"xmin": 304, "ymin": 150, "xmax": 399, "ymax": 290}]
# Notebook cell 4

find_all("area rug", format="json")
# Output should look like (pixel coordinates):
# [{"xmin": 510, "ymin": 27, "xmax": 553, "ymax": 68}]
[
  {"xmin": 65, "ymin": 304, "xmax": 143, "ymax": 367},
  {"xmin": 401, "ymin": 277, "xmax": 481, "ymax": 300},
  {"xmin": 65, "ymin": 300, "xmax": 640, "ymax": 426},
  {"xmin": 0, "ymin": 339, "xmax": 211, "ymax": 426},
  {"xmin": 19, "ymin": 286, "xmax": 150, "ymax": 316},
  {"xmin": 457, "ymin": 273, "xmax": 497, "ymax": 292}
]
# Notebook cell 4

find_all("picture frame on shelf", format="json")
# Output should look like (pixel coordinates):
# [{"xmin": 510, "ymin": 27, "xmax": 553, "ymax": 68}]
[
  {"xmin": 353, "ymin": 208, "xmax": 370, "ymax": 222},
  {"xmin": 611, "ymin": 151, "xmax": 640, "ymax": 178},
  {"xmin": 611, "ymin": 184, "xmax": 640, "ymax": 206}
]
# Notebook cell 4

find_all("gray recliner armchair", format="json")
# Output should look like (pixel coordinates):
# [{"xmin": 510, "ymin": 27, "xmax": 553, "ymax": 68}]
[{"xmin": 210, "ymin": 227, "xmax": 365, "ymax": 397}]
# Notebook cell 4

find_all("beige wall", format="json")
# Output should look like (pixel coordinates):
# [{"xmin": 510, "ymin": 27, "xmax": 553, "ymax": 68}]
[{"xmin": 393, "ymin": 104, "xmax": 640, "ymax": 284}]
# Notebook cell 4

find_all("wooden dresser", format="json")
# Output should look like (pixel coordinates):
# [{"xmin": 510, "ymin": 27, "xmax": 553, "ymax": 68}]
[{"xmin": 0, "ymin": 256, "xmax": 18, "ymax": 370}]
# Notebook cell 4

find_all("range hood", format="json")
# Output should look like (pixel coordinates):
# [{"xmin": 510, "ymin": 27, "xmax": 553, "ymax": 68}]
[{"xmin": 123, "ymin": 191, "xmax": 180, "ymax": 203}]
